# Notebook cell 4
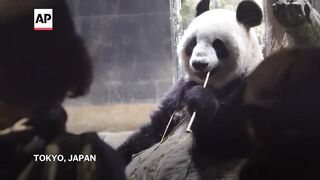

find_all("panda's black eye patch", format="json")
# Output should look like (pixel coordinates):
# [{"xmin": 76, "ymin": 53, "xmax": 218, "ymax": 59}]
[
  {"xmin": 212, "ymin": 39, "xmax": 229, "ymax": 59},
  {"xmin": 185, "ymin": 37, "xmax": 197, "ymax": 57}
]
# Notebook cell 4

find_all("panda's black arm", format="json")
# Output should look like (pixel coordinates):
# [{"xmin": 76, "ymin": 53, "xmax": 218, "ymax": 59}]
[
  {"xmin": 191, "ymin": 86, "xmax": 253, "ymax": 160},
  {"xmin": 117, "ymin": 79, "xmax": 196, "ymax": 164}
]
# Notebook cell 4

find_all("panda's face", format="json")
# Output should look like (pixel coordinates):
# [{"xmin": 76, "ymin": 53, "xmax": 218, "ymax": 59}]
[
  {"xmin": 186, "ymin": 28, "xmax": 231, "ymax": 81},
  {"xmin": 178, "ymin": 9, "xmax": 263, "ymax": 89}
]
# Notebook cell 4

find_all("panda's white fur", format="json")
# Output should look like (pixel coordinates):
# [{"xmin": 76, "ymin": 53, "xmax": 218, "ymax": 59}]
[
  {"xmin": 118, "ymin": 0, "xmax": 264, "ymax": 167},
  {"xmin": 178, "ymin": 9, "xmax": 263, "ymax": 89}
]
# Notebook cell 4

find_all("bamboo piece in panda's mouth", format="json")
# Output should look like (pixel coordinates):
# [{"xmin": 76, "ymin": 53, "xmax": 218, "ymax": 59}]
[{"xmin": 186, "ymin": 71, "xmax": 210, "ymax": 133}]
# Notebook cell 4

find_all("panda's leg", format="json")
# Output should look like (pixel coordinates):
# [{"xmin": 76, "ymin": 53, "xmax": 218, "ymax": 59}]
[{"xmin": 117, "ymin": 106, "xmax": 174, "ymax": 163}]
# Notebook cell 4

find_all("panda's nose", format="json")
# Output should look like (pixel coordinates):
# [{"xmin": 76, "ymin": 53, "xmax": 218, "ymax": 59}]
[{"xmin": 192, "ymin": 61, "xmax": 209, "ymax": 71}]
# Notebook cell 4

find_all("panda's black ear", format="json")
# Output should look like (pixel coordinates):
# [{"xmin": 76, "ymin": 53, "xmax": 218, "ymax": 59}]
[
  {"xmin": 236, "ymin": 0, "xmax": 263, "ymax": 28},
  {"xmin": 196, "ymin": 0, "xmax": 210, "ymax": 17}
]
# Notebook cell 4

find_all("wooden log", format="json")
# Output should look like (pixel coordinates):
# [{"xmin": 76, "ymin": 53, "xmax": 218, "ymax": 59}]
[{"xmin": 126, "ymin": 110, "xmax": 245, "ymax": 180}]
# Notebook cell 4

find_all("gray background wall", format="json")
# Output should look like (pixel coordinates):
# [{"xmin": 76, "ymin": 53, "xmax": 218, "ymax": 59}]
[{"xmin": 66, "ymin": 0, "xmax": 173, "ymax": 105}]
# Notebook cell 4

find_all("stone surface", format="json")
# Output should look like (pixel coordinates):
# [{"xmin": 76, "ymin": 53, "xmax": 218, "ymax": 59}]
[
  {"xmin": 99, "ymin": 131, "xmax": 134, "ymax": 149},
  {"xmin": 66, "ymin": 103, "xmax": 157, "ymax": 133}
]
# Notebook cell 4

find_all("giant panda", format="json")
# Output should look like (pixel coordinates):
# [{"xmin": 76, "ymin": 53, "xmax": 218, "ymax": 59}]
[{"xmin": 118, "ymin": 0, "xmax": 263, "ymax": 169}]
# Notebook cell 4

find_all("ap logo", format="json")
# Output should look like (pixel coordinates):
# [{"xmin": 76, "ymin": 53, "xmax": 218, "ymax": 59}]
[{"xmin": 34, "ymin": 9, "xmax": 53, "ymax": 31}]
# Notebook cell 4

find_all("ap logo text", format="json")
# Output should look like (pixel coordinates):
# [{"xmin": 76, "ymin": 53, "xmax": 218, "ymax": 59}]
[{"xmin": 34, "ymin": 9, "xmax": 53, "ymax": 31}]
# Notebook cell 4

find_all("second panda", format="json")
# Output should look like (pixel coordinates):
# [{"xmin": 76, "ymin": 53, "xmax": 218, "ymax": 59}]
[{"xmin": 118, "ymin": 0, "xmax": 263, "ymax": 164}]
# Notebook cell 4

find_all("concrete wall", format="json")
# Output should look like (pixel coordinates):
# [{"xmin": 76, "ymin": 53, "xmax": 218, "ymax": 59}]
[
  {"xmin": 66, "ymin": 0, "xmax": 173, "ymax": 105},
  {"xmin": 64, "ymin": 0, "xmax": 173, "ymax": 133}
]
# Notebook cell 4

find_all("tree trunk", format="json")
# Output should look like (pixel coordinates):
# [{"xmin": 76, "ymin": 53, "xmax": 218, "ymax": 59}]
[
  {"xmin": 264, "ymin": 0, "xmax": 320, "ymax": 56},
  {"xmin": 170, "ymin": 0, "xmax": 183, "ymax": 81},
  {"xmin": 263, "ymin": 0, "xmax": 289, "ymax": 57},
  {"xmin": 310, "ymin": 0, "xmax": 320, "ymax": 10}
]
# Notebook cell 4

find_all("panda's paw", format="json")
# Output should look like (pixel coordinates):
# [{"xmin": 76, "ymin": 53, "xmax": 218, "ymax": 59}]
[{"xmin": 185, "ymin": 86, "xmax": 219, "ymax": 118}]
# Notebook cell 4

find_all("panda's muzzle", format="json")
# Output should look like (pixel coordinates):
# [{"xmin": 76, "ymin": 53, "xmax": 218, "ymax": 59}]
[
  {"xmin": 192, "ymin": 61, "xmax": 209, "ymax": 71},
  {"xmin": 194, "ymin": 65, "xmax": 219, "ymax": 79}
]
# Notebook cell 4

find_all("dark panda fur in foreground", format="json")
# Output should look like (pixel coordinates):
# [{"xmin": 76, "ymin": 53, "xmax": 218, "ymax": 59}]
[{"xmin": 240, "ymin": 48, "xmax": 320, "ymax": 180}]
